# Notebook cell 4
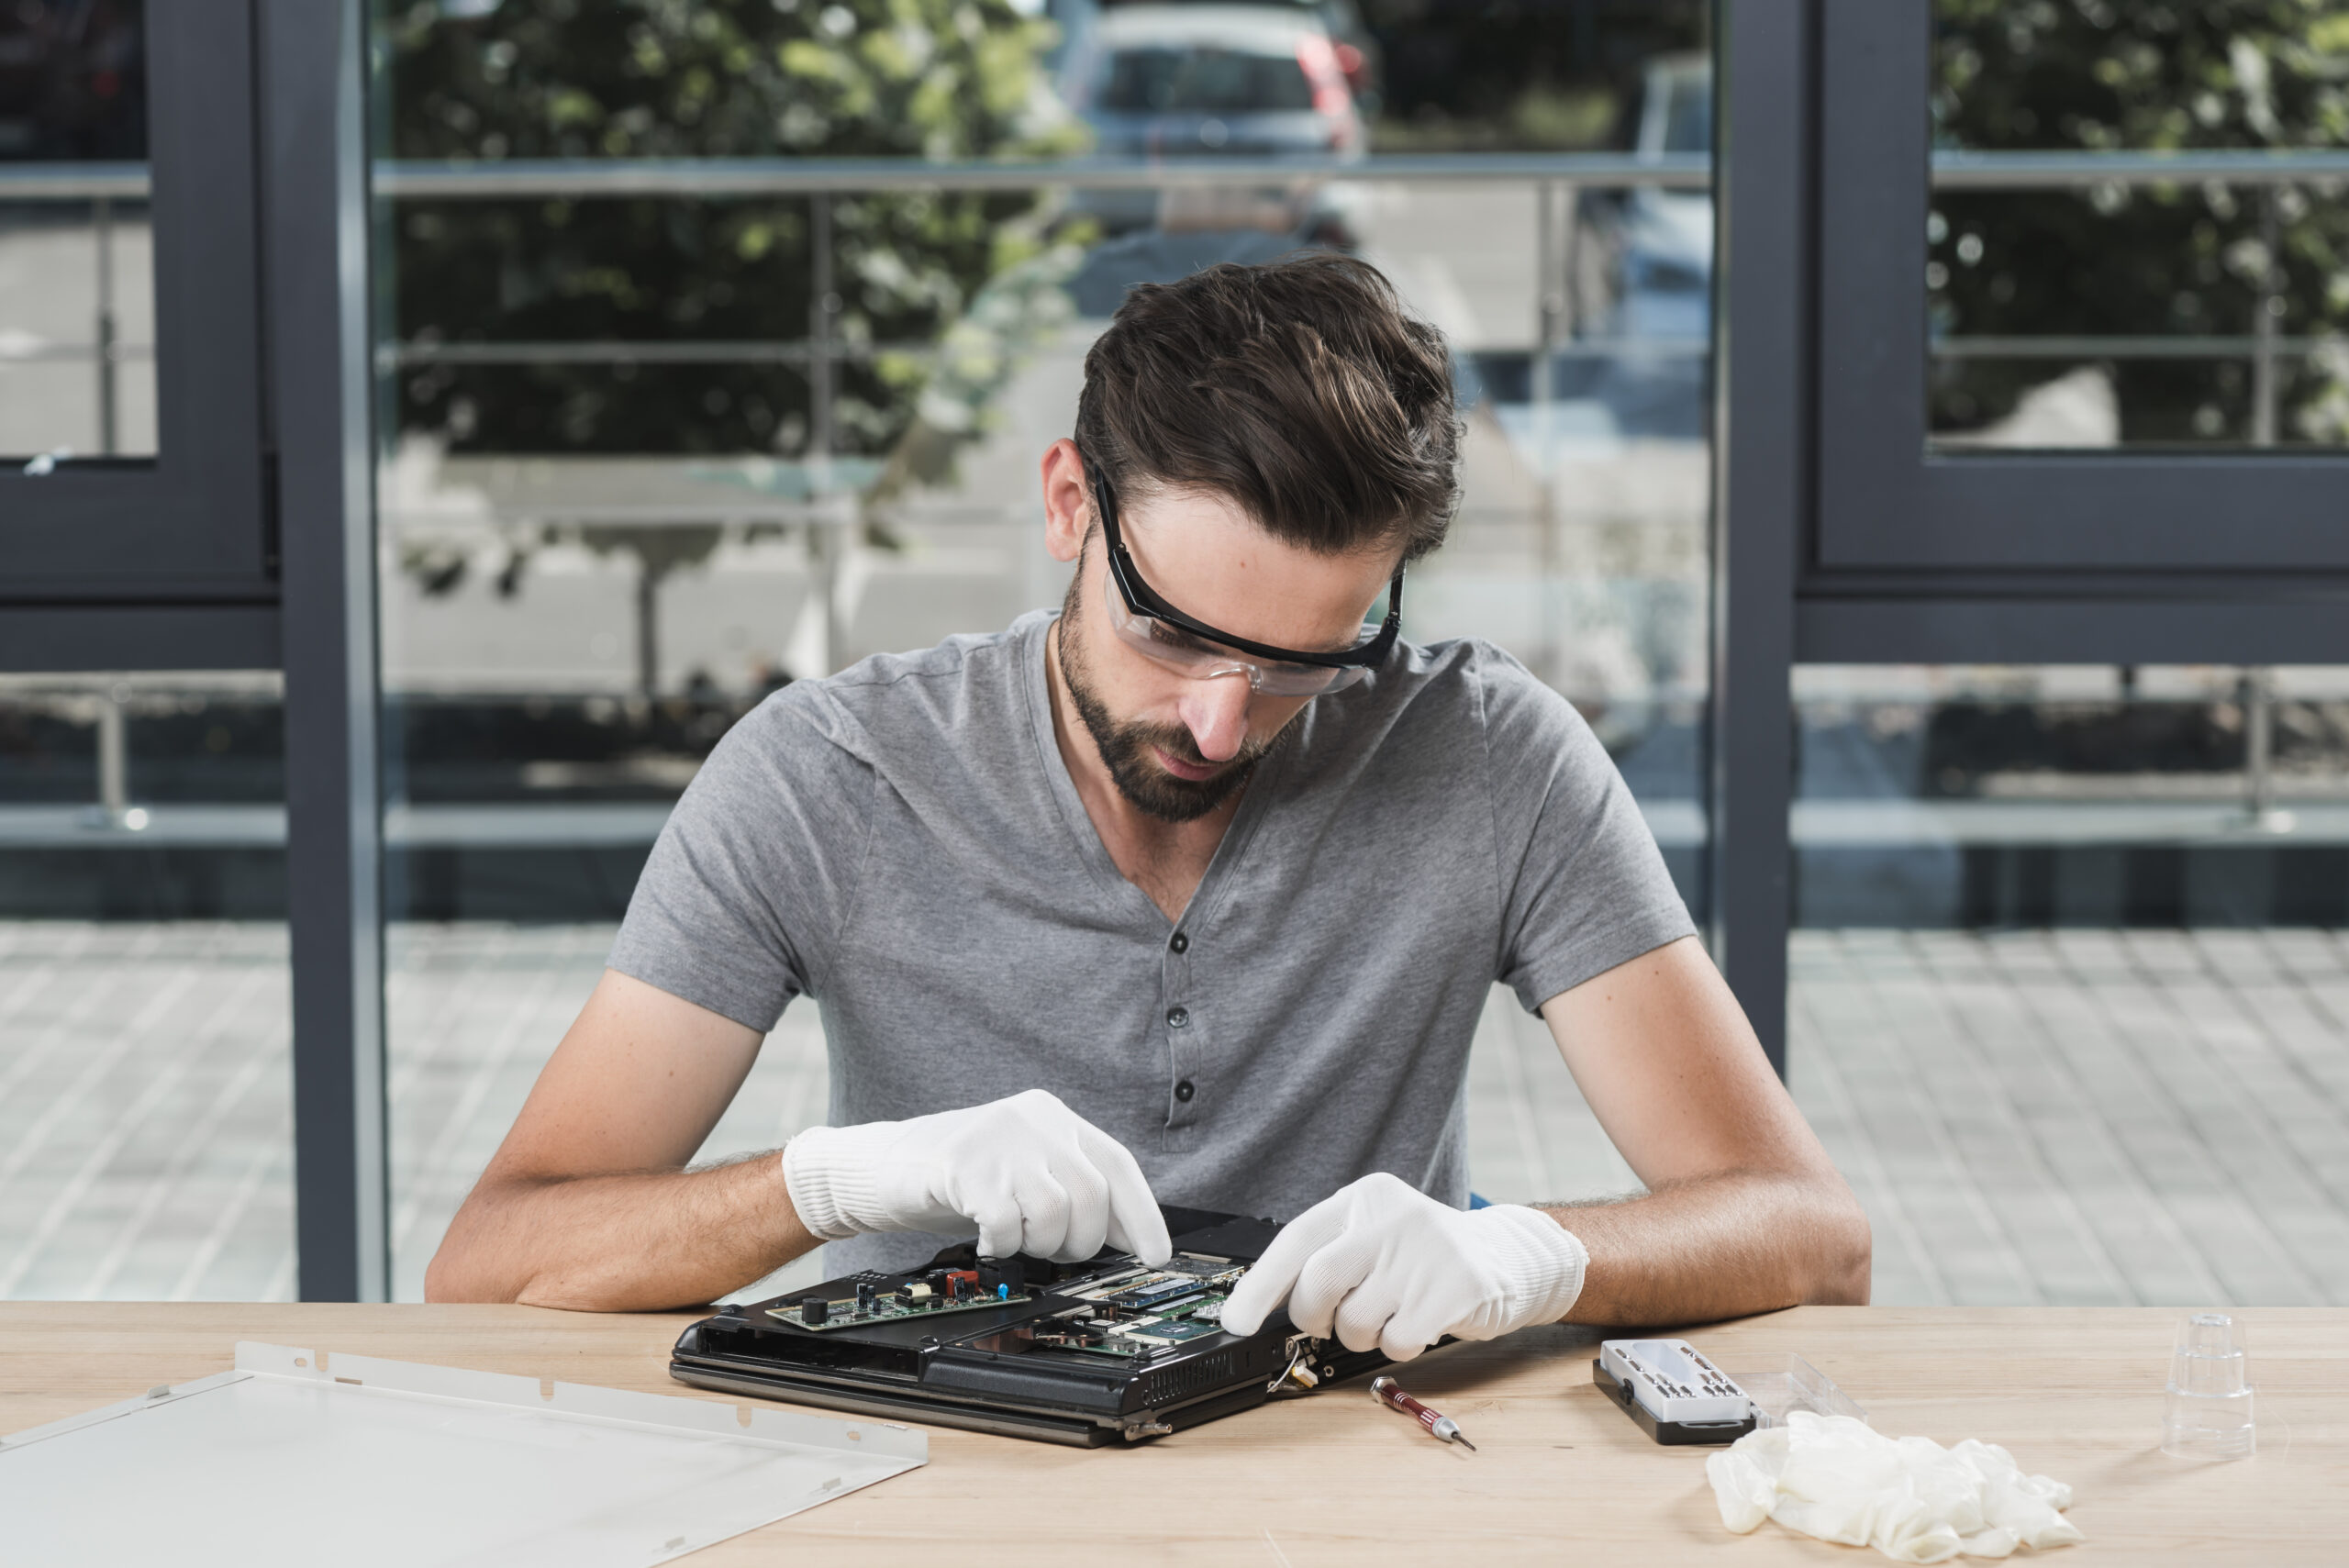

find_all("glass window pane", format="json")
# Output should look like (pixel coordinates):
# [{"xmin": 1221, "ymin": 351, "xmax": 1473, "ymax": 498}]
[
  {"xmin": 0, "ymin": 1, "xmax": 158, "ymax": 461},
  {"xmin": 371, "ymin": 4, "xmax": 1713, "ymax": 1296},
  {"xmin": 1791, "ymin": 662, "xmax": 2349, "ymax": 1307},
  {"xmin": 0, "ymin": 673, "xmax": 292, "ymax": 1300},
  {"xmin": 1929, "ymin": 2, "xmax": 2349, "ymax": 451}
]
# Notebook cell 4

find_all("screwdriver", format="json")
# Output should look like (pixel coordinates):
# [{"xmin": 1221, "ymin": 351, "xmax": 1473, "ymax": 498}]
[{"xmin": 1371, "ymin": 1375, "xmax": 1477, "ymax": 1451}]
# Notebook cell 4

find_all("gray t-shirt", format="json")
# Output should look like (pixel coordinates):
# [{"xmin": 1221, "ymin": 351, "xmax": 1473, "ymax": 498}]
[{"xmin": 609, "ymin": 610, "xmax": 1694, "ymax": 1273}]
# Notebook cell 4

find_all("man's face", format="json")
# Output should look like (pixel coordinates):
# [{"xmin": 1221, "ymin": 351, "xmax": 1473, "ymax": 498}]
[{"xmin": 1048, "ymin": 463, "xmax": 1400, "ymax": 823}]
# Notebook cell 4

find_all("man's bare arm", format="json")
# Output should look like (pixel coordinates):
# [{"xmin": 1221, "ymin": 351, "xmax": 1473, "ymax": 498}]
[
  {"xmin": 424, "ymin": 970, "xmax": 818, "ymax": 1311},
  {"xmin": 1540, "ymin": 935, "xmax": 1872, "ymax": 1325}
]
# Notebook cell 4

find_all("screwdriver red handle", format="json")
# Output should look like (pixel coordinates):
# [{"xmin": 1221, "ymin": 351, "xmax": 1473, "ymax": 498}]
[{"xmin": 1371, "ymin": 1375, "xmax": 1477, "ymax": 1450}]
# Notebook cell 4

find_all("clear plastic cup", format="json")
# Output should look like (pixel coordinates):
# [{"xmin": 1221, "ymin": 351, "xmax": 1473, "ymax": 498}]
[{"xmin": 2162, "ymin": 1312, "xmax": 2255, "ymax": 1460}]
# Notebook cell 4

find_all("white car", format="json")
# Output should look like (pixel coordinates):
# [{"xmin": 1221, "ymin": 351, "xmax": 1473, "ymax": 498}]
[{"xmin": 1062, "ymin": 5, "xmax": 1367, "ymax": 231}]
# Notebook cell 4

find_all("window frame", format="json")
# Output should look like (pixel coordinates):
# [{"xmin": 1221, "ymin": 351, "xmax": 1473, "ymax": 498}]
[
  {"xmin": 0, "ymin": 0, "xmax": 273, "ymax": 602},
  {"xmin": 1812, "ymin": 0, "xmax": 2349, "ymax": 576}
]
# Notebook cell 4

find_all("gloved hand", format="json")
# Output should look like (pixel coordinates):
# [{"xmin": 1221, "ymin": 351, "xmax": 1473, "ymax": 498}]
[
  {"xmin": 1219, "ymin": 1172, "xmax": 1586, "ymax": 1361},
  {"xmin": 781, "ymin": 1088, "xmax": 1172, "ymax": 1265}
]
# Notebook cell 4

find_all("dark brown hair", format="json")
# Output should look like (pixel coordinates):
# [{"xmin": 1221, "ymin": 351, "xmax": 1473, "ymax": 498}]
[{"xmin": 1074, "ymin": 253, "xmax": 1461, "ymax": 562}]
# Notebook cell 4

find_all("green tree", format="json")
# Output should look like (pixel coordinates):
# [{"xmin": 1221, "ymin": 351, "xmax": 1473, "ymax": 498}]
[
  {"xmin": 381, "ymin": 0, "xmax": 1080, "ymax": 694},
  {"xmin": 1931, "ymin": 0, "xmax": 2349, "ymax": 443},
  {"xmin": 383, "ymin": 0, "xmax": 1076, "ymax": 458}
]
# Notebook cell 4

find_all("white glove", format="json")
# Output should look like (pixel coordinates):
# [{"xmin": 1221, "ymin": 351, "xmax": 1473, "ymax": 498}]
[
  {"xmin": 1219, "ymin": 1172, "xmax": 1586, "ymax": 1361},
  {"xmin": 781, "ymin": 1088, "xmax": 1173, "ymax": 1265}
]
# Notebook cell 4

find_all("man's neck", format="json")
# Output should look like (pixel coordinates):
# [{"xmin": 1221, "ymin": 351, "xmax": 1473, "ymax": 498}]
[{"xmin": 1043, "ymin": 618, "xmax": 1244, "ymax": 925}]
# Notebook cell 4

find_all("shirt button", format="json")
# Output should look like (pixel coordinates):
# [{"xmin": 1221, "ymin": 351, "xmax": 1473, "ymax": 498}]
[
  {"xmin": 1166, "ymin": 1006, "xmax": 1189, "ymax": 1029},
  {"xmin": 1174, "ymin": 1079, "xmax": 1196, "ymax": 1103},
  {"xmin": 1170, "ymin": 932, "xmax": 1189, "ymax": 953}
]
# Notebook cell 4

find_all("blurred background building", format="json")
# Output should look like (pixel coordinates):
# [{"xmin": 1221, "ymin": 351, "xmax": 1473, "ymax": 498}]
[{"xmin": 3, "ymin": 0, "xmax": 2347, "ymax": 1310}]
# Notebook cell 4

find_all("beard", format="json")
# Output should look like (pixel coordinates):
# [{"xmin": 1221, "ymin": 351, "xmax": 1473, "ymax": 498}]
[{"xmin": 1056, "ymin": 555, "xmax": 1269, "ymax": 824}]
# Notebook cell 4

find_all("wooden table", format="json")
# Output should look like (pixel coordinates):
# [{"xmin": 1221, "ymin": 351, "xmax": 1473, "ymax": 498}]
[{"xmin": 3, "ymin": 1304, "xmax": 2342, "ymax": 1563}]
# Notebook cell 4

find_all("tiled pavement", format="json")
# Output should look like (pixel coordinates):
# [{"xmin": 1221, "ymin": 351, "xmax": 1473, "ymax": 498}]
[
  {"xmin": 1781, "ymin": 928, "xmax": 2349, "ymax": 1308},
  {"xmin": 3, "ymin": 921, "xmax": 2346, "ymax": 1308}
]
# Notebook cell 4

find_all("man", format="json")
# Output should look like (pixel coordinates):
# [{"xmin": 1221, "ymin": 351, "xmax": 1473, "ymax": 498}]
[{"xmin": 429, "ymin": 255, "xmax": 1869, "ymax": 1358}]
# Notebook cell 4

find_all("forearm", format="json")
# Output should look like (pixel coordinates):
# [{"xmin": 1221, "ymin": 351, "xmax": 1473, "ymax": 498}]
[
  {"xmin": 1542, "ymin": 1168, "xmax": 1871, "ymax": 1328},
  {"xmin": 426, "ymin": 1151, "xmax": 819, "ymax": 1311}
]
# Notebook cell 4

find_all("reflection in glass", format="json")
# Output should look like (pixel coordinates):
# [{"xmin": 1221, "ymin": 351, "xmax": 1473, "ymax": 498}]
[
  {"xmin": 370, "ymin": 3, "xmax": 1714, "ymax": 1296},
  {"xmin": 1795, "ymin": 664, "xmax": 2349, "ymax": 928},
  {"xmin": 0, "ymin": 1, "xmax": 156, "ymax": 461},
  {"xmin": 1097, "ymin": 43, "xmax": 1322, "ymax": 115},
  {"xmin": 0, "ymin": 0, "xmax": 146, "ymax": 159},
  {"xmin": 1929, "ymin": 2, "xmax": 2349, "ymax": 450},
  {"xmin": 0, "ymin": 673, "xmax": 292, "ymax": 1299}
]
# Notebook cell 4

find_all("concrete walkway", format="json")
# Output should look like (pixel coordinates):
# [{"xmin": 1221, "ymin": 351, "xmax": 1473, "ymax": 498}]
[{"xmin": 3, "ymin": 921, "xmax": 2345, "ymax": 1309}]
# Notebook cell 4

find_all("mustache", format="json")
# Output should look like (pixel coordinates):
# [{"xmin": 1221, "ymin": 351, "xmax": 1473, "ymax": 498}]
[{"xmin": 1129, "ymin": 721, "xmax": 1264, "ymax": 773}]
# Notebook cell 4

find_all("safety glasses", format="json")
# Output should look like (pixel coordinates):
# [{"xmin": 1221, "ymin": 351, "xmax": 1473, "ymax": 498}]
[{"xmin": 1085, "ymin": 457, "xmax": 1403, "ymax": 697}]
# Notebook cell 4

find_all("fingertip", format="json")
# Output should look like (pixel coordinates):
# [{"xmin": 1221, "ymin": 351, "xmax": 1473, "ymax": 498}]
[
  {"xmin": 1107, "ymin": 1192, "xmax": 1171, "ymax": 1267},
  {"xmin": 971, "ymin": 1200, "xmax": 1024, "ymax": 1265},
  {"xmin": 1218, "ymin": 1266, "xmax": 1281, "ymax": 1336}
]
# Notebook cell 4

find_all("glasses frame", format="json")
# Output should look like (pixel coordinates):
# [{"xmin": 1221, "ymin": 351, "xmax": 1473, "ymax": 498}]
[{"xmin": 1084, "ymin": 455, "xmax": 1405, "ymax": 674}]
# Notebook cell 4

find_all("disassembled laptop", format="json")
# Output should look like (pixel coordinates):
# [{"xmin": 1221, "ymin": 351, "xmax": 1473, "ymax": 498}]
[{"xmin": 671, "ymin": 1207, "xmax": 1391, "ymax": 1446}]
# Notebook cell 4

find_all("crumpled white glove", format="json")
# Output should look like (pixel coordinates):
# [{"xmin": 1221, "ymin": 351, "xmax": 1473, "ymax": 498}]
[
  {"xmin": 781, "ymin": 1088, "xmax": 1172, "ymax": 1265},
  {"xmin": 1707, "ymin": 1413, "xmax": 2084, "ymax": 1563},
  {"xmin": 1219, "ymin": 1172, "xmax": 1587, "ymax": 1361}
]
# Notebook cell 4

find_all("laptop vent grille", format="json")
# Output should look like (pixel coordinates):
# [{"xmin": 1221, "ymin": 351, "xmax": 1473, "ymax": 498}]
[{"xmin": 1142, "ymin": 1350, "xmax": 1237, "ymax": 1407}]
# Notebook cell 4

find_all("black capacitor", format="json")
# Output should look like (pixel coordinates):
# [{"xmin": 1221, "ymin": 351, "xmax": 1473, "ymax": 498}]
[
  {"xmin": 856, "ymin": 1281, "xmax": 877, "ymax": 1312},
  {"xmin": 800, "ymin": 1296, "xmax": 829, "ymax": 1326}
]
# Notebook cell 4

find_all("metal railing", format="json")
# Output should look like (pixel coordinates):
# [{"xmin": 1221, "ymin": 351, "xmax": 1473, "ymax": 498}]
[
  {"xmin": 373, "ymin": 150, "xmax": 1712, "ymax": 195},
  {"xmin": 24, "ymin": 144, "xmax": 2349, "ymax": 203}
]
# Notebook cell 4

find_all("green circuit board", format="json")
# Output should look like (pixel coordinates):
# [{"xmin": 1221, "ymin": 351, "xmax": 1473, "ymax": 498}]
[
  {"xmin": 769, "ymin": 1269, "xmax": 1034, "ymax": 1332},
  {"xmin": 1026, "ymin": 1254, "xmax": 1245, "ymax": 1359}
]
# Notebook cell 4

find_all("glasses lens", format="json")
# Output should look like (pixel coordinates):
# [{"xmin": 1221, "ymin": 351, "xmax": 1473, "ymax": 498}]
[{"xmin": 1101, "ymin": 580, "xmax": 1353, "ymax": 695}]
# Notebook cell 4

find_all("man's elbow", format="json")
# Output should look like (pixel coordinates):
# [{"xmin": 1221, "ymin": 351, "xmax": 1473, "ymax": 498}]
[
  {"xmin": 1803, "ymin": 1178, "xmax": 1873, "ymax": 1306},
  {"xmin": 422, "ymin": 1185, "xmax": 526, "ymax": 1303},
  {"xmin": 423, "ymin": 1237, "xmax": 508, "ymax": 1304}
]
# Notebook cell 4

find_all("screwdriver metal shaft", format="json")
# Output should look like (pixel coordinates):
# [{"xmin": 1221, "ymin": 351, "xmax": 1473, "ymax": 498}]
[{"xmin": 1371, "ymin": 1375, "xmax": 1477, "ymax": 1451}]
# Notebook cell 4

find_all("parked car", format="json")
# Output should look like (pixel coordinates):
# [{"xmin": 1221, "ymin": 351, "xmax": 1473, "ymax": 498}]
[
  {"xmin": 1614, "ymin": 50, "xmax": 1711, "ymax": 343},
  {"xmin": 1537, "ymin": 50, "xmax": 1709, "ymax": 440},
  {"xmin": 1061, "ymin": 4, "xmax": 1367, "ymax": 232}
]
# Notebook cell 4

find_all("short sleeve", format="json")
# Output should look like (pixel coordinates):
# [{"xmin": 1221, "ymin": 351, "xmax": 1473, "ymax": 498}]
[
  {"xmin": 606, "ymin": 684, "xmax": 874, "ymax": 1033},
  {"xmin": 1480, "ymin": 648, "xmax": 1698, "ymax": 1014}
]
